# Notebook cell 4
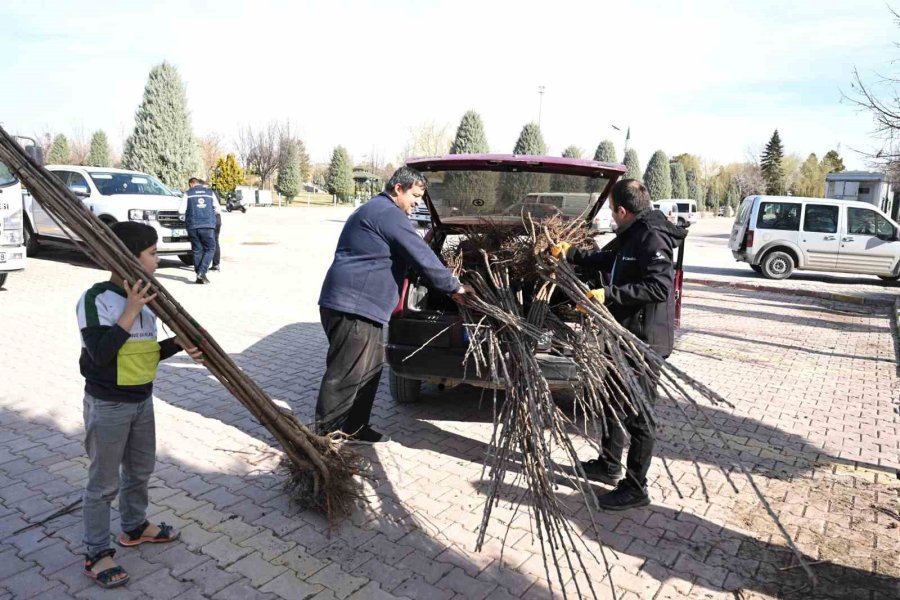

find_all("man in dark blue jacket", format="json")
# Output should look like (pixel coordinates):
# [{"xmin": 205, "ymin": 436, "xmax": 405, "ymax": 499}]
[
  {"xmin": 553, "ymin": 179, "xmax": 686, "ymax": 510},
  {"xmin": 317, "ymin": 166, "xmax": 468, "ymax": 441},
  {"xmin": 179, "ymin": 178, "xmax": 218, "ymax": 284}
]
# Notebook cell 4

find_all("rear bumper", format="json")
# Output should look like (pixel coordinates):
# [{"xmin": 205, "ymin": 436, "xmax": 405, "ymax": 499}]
[{"xmin": 0, "ymin": 246, "xmax": 26, "ymax": 271}]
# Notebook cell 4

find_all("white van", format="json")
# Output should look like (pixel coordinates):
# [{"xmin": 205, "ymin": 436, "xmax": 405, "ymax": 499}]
[
  {"xmin": 671, "ymin": 199, "xmax": 699, "ymax": 227},
  {"xmin": 729, "ymin": 195, "xmax": 900, "ymax": 280},
  {"xmin": 652, "ymin": 201, "xmax": 678, "ymax": 225}
]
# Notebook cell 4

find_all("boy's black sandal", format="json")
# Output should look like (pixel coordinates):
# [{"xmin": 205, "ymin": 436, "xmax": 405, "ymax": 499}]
[
  {"xmin": 84, "ymin": 548, "xmax": 129, "ymax": 588},
  {"xmin": 117, "ymin": 520, "xmax": 179, "ymax": 547}
]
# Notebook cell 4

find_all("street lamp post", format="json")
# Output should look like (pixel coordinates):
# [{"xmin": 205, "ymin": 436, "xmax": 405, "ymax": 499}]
[{"xmin": 537, "ymin": 85, "xmax": 546, "ymax": 127}]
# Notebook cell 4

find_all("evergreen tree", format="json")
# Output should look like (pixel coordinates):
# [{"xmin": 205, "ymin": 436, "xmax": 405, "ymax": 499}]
[
  {"xmin": 122, "ymin": 62, "xmax": 196, "ymax": 188},
  {"xmin": 209, "ymin": 154, "xmax": 245, "ymax": 198},
  {"xmin": 760, "ymin": 129, "xmax": 785, "ymax": 195},
  {"xmin": 821, "ymin": 149, "xmax": 845, "ymax": 174},
  {"xmin": 552, "ymin": 146, "xmax": 585, "ymax": 192},
  {"xmin": 48, "ymin": 134, "xmax": 70, "ymax": 164},
  {"xmin": 326, "ymin": 146, "xmax": 354, "ymax": 202},
  {"xmin": 643, "ymin": 150, "xmax": 672, "ymax": 200},
  {"xmin": 450, "ymin": 110, "xmax": 489, "ymax": 154},
  {"xmin": 86, "ymin": 131, "xmax": 111, "ymax": 167},
  {"xmin": 623, "ymin": 148, "xmax": 641, "ymax": 180},
  {"xmin": 593, "ymin": 140, "xmax": 617, "ymax": 163},
  {"xmin": 686, "ymin": 169, "xmax": 702, "ymax": 203},
  {"xmin": 295, "ymin": 139, "xmax": 311, "ymax": 184},
  {"xmin": 501, "ymin": 123, "xmax": 549, "ymax": 208},
  {"xmin": 670, "ymin": 162, "xmax": 688, "ymax": 198},
  {"xmin": 705, "ymin": 183, "xmax": 719, "ymax": 212},
  {"xmin": 726, "ymin": 178, "xmax": 741, "ymax": 213},
  {"xmin": 275, "ymin": 139, "xmax": 303, "ymax": 203},
  {"xmin": 445, "ymin": 111, "xmax": 497, "ymax": 211}
]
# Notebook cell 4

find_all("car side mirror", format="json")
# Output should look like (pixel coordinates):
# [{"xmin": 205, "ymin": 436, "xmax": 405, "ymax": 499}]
[{"xmin": 70, "ymin": 185, "xmax": 90, "ymax": 198}]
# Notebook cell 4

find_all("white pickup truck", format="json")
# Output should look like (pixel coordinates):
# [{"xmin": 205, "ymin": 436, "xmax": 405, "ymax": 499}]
[{"xmin": 23, "ymin": 165, "xmax": 193, "ymax": 263}]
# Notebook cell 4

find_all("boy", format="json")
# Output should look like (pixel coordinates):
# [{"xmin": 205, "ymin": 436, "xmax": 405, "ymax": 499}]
[{"xmin": 77, "ymin": 222, "xmax": 203, "ymax": 588}]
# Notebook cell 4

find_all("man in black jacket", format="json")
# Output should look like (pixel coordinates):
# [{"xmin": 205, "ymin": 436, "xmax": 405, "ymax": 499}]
[{"xmin": 553, "ymin": 178, "xmax": 686, "ymax": 510}]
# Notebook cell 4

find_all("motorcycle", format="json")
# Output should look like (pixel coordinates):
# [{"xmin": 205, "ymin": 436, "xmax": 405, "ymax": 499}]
[{"xmin": 225, "ymin": 193, "xmax": 247, "ymax": 213}]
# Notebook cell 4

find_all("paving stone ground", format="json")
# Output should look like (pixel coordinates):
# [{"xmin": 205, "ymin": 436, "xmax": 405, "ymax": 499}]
[{"xmin": 0, "ymin": 207, "xmax": 898, "ymax": 599}]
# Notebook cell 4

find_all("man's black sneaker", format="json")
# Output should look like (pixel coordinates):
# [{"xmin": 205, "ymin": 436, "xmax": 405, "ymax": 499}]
[
  {"xmin": 210, "ymin": 265, "xmax": 220, "ymax": 271},
  {"xmin": 595, "ymin": 481, "xmax": 650, "ymax": 511},
  {"xmin": 195, "ymin": 277, "xmax": 205, "ymax": 284},
  {"xmin": 579, "ymin": 458, "xmax": 624, "ymax": 486},
  {"xmin": 201, "ymin": 274, "xmax": 210, "ymax": 284},
  {"xmin": 344, "ymin": 425, "xmax": 385, "ymax": 444}
]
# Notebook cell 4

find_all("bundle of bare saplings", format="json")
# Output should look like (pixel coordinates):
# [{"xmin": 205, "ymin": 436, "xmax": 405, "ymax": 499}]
[
  {"xmin": 440, "ymin": 213, "xmax": 816, "ymax": 599},
  {"xmin": 0, "ymin": 127, "xmax": 366, "ymax": 521}
]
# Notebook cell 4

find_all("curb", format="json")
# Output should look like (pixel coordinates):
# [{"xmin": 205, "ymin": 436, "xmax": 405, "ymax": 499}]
[{"xmin": 684, "ymin": 277, "xmax": 897, "ymax": 308}]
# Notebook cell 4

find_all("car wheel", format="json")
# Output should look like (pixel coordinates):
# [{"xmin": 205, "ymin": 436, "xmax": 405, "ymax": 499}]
[
  {"xmin": 749, "ymin": 264, "xmax": 762, "ymax": 274},
  {"xmin": 23, "ymin": 220, "xmax": 40, "ymax": 257},
  {"xmin": 226, "ymin": 206, "xmax": 233, "ymax": 212},
  {"xmin": 761, "ymin": 250, "xmax": 794, "ymax": 280},
  {"xmin": 677, "ymin": 218, "xmax": 686, "ymax": 227},
  {"xmin": 178, "ymin": 254, "xmax": 194, "ymax": 266},
  {"xmin": 389, "ymin": 370, "xmax": 422, "ymax": 404},
  {"xmin": 240, "ymin": 206, "xmax": 246, "ymax": 213},
  {"xmin": 877, "ymin": 274, "xmax": 900, "ymax": 281},
  {"xmin": 0, "ymin": 273, "xmax": 7, "ymax": 288}
]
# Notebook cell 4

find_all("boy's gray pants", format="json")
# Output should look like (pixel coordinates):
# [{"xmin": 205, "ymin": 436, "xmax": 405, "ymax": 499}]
[{"xmin": 82, "ymin": 393, "xmax": 156, "ymax": 557}]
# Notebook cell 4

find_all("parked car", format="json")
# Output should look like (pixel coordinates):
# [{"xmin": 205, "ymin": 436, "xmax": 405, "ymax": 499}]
[
  {"xmin": 729, "ymin": 195, "xmax": 900, "ymax": 280},
  {"xmin": 652, "ymin": 200, "xmax": 678, "ymax": 225},
  {"xmin": 386, "ymin": 154, "xmax": 684, "ymax": 404},
  {"xmin": 23, "ymin": 166, "xmax": 193, "ymax": 263},
  {"xmin": 410, "ymin": 202, "xmax": 431, "ymax": 226}
]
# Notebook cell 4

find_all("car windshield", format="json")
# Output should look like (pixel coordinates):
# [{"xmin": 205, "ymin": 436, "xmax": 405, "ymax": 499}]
[
  {"xmin": 0, "ymin": 161, "xmax": 16, "ymax": 187},
  {"xmin": 418, "ymin": 168, "xmax": 609, "ymax": 220},
  {"xmin": 88, "ymin": 171, "xmax": 171, "ymax": 196}
]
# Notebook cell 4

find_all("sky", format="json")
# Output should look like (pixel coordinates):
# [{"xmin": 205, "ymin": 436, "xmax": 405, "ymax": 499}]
[{"xmin": 1, "ymin": 0, "xmax": 897, "ymax": 172}]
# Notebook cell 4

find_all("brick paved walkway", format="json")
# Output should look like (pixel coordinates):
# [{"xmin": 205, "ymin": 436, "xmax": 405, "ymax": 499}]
[{"xmin": 0, "ymin": 208, "xmax": 897, "ymax": 599}]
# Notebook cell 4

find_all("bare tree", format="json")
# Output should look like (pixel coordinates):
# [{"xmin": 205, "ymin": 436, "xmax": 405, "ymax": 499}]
[
  {"xmin": 199, "ymin": 133, "xmax": 226, "ymax": 178},
  {"xmin": 69, "ymin": 127, "xmax": 90, "ymax": 166},
  {"xmin": 400, "ymin": 121, "xmax": 452, "ymax": 162},
  {"xmin": 236, "ymin": 122, "xmax": 282, "ymax": 188}
]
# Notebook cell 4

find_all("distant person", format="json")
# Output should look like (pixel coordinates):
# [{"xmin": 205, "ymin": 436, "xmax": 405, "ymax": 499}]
[
  {"xmin": 209, "ymin": 185, "xmax": 222, "ymax": 271},
  {"xmin": 316, "ymin": 166, "xmax": 470, "ymax": 441},
  {"xmin": 77, "ymin": 222, "xmax": 203, "ymax": 588},
  {"xmin": 179, "ymin": 178, "xmax": 217, "ymax": 284}
]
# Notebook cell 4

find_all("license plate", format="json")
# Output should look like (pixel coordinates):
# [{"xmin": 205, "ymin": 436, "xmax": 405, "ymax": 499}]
[
  {"xmin": 171, "ymin": 228, "xmax": 187, "ymax": 237},
  {"xmin": 0, "ymin": 252, "xmax": 6, "ymax": 263}
]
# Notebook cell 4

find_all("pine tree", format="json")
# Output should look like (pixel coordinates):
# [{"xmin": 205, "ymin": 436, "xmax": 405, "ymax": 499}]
[
  {"xmin": 210, "ymin": 154, "xmax": 245, "ymax": 198},
  {"xmin": 760, "ymin": 130, "xmax": 785, "ymax": 195},
  {"xmin": 501, "ymin": 123, "xmax": 549, "ymax": 207},
  {"xmin": 686, "ymin": 169, "xmax": 702, "ymax": 203},
  {"xmin": 295, "ymin": 139, "xmax": 311, "ymax": 184},
  {"xmin": 623, "ymin": 148, "xmax": 641, "ymax": 180},
  {"xmin": 122, "ymin": 62, "xmax": 196, "ymax": 188},
  {"xmin": 276, "ymin": 139, "xmax": 303, "ymax": 203},
  {"xmin": 450, "ymin": 110, "xmax": 489, "ymax": 154},
  {"xmin": 326, "ymin": 146, "xmax": 354, "ymax": 202},
  {"xmin": 593, "ymin": 140, "xmax": 617, "ymax": 163},
  {"xmin": 670, "ymin": 162, "xmax": 688, "ymax": 198},
  {"xmin": 821, "ymin": 149, "xmax": 845, "ymax": 174},
  {"xmin": 446, "ymin": 111, "xmax": 495, "ymax": 210},
  {"xmin": 705, "ymin": 183, "xmax": 719, "ymax": 212},
  {"xmin": 48, "ymin": 134, "xmax": 70, "ymax": 164},
  {"xmin": 552, "ymin": 146, "xmax": 585, "ymax": 192},
  {"xmin": 643, "ymin": 150, "xmax": 672, "ymax": 201},
  {"xmin": 86, "ymin": 131, "xmax": 111, "ymax": 167}
]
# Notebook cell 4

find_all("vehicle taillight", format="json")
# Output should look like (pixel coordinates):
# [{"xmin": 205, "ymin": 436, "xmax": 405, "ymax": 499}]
[{"xmin": 745, "ymin": 230, "xmax": 754, "ymax": 248}]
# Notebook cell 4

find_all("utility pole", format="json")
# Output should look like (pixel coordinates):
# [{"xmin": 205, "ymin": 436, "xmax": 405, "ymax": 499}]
[{"xmin": 537, "ymin": 85, "xmax": 546, "ymax": 127}]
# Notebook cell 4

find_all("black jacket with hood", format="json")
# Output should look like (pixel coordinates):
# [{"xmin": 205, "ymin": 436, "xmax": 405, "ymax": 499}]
[{"xmin": 567, "ymin": 209, "xmax": 686, "ymax": 357}]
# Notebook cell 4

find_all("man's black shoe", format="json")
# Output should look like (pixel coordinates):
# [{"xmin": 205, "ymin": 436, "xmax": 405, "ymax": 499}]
[
  {"xmin": 201, "ymin": 274, "xmax": 210, "ymax": 284},
  {"xmin": 579, "ymin": 458, "xmax": 624, "ymax": 486},
  {"xmin": 344, "ymin": 425, "xmax": 385, "ymax": 444},
  {"xmin": 595, "ymin": 481, "xmax": 650, "ymax": 511},
  {"xmin": 210, "ymin": 265, "xmax": 220, "ymax": 271},
  {"xmin": 195, "ymin": 277, "xmax": 205, "ymax": 284}
]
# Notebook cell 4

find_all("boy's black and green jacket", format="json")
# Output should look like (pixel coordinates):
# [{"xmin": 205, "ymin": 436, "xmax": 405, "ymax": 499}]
[{"xmin": 76, "ymin": 282, "xmax": 180, "ymax": 402}]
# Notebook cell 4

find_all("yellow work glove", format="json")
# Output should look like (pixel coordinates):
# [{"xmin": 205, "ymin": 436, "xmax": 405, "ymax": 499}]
[
  {"xmin": 550, "ymin": 241, "xmax": 571, "ymax": 258},
  {"xmin": 576, "ymin": 288, "xmax": 605, "ymax": 314}
]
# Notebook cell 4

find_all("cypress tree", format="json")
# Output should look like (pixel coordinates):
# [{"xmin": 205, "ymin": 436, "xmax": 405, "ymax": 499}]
[
  {"xmin": 276, "ymin": 139, "xmax": 303, "ymax": 202},
  {"xmin": 623, "ymin": 148, "xmax": 641, "ymax": 180},
  {"xmin": 48, "ymin": 134, "xmax": 70, "ymax": 164},
  {"xmin": 86, "ymin": 131, "xmax": 111, "ymax": 167},
  {"xmin": 760, "ymin": 129, "xmax": 785, "ymax": 195},
  {"xmin": 593, "ymin": 140, "xmax": 617, "ymax": 163},
  {"xmin": 643, "ymin": 150, "xmax": 672, "ymax": 201},
  {"xmin": 670, "ymin": 162, "xmax": 688, "ymax": 198},
  {"xmin": 446, "ymin": 111, "xmax": 494, "ymax": 211},
  {"xmin": 122, "ymin": 62, "xmax": 196, "ymax": 188},
  {"xmin": 552, "ymin": 146, "xmax": 586, "ymax": 192},
  {"xmin": 326, "ymin": 146, "xmax": 354, "ymax": 202},
  {"xmin": 705, "ymin": 183, "xmax": 719, "ymax": 211},
  {"xmin": 501, "ymin": 123, "xmax": 549, "ymax": 207},
  {"xmin": 513, "ymin": 122, "xmax": 547, "ymax": 155},
  {"xmin": 686, "ymin": 169, "xmax": 702, "ymax": 202}
]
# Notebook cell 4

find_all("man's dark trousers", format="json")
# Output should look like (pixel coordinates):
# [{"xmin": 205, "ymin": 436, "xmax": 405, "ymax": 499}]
[
  {"xmin": 212, "ymin": 213, "xmax": 222, "ymax": 268},
  {"xmin": 315, "ymin": 308, "xmax": 383, "ymax": 435},
  {"xmin": 602, "ymin": 362, "xmax": 661, "ymax": 486},
  {"xmin": 188, "ymin": 227, "xmax": 216, "ymax": 277}
]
